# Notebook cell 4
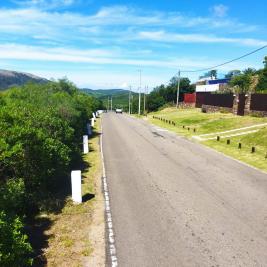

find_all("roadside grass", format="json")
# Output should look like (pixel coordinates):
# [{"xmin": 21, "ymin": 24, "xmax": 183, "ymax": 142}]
[
  {"xmin": 148, "ymin": 107, "xmax": 267, "ymax": 172},
  {"xmin": 204, "ymin": 127, "xmax": 267, "ymax": 172},
  {"xmin": 41, "ymin": 119, "xmax": 102, "ymax": 267},
  {"xmin": 149, "ymin": 107, "xmax": 267, "ymax": 136}
]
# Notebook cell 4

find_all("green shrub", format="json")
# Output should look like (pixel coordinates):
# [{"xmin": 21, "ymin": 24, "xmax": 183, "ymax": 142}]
[
  {"xmin": 0, "ymin": 79, "xmax": 103, "ymax": 263},
  {"xmin": 0, "ymin": 211, "xmax": 32, "ymax": 267},
  {"xmin": 0, "ymin": 178, "xmax": 26, "ymax": 216}
]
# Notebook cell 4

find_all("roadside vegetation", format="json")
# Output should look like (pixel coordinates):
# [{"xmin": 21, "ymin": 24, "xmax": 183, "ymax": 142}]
[
  {"xmin": 149, "ymin": 107, "xmax": 267, "ymax": 172},
  {"xmin": 43, "ymin": 119, "xmax": 103, "ymax": 266},
  {"xmin": 0, "ymin": 80, "xmax": 103, "ymax": 266},
  {"xmin": 204, "ymin": 127, "xmax": 267, "ymax": 172}
]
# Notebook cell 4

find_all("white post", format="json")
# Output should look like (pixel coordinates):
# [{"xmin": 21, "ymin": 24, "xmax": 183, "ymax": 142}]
[
  {"xmin": 83, "ymin": 135, "xmax": 89, "ymax": 154},
  {"xmin": 129, "ymin": 86, "xmax": 131, "ymax": 114},
  {"xmin": 91, "ymin": 117, "xmax": 95, "ymax": 127},
  {"xmin": 138, "ymin": 69, "xmax": 142, "ymax": 115},
  {"xmin": 92, "ymin": 112, "xmax": 96, "ymax": 121},
  {"xmin": 87, "ymin": 123, "xmax": 92, "ymax": 136},
  {"xmin": 176, "ymin": 70, "xmax": 181, "ymax": 109},
  {"xmin": 71, "ymin": 170, "xmax": 82, "ymax": 204},
  {"xmin": 144, "ymin": 86, "xmax": 147, "ymax": 114}
]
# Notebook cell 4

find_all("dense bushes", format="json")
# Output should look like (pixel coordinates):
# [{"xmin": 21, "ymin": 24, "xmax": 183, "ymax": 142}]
[{"xmin": 0, "ymin": 79, "xmax": 103, "ymax": 266}]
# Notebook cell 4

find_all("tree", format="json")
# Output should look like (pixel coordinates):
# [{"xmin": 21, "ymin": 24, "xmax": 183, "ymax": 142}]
[
  {"xmin": 200, "ymin": 70, "xmax": 217, "ymax": 79},
  {"xmin": 147, "ymin": 92, "xmax": 165, "ymax": 111},
  {"xmin": 229, "ymin": 73, "xmax": 252, "ymax": 93},
  {"xmin": 256, "ymin": 56, "xmax": 267, "ymax": 92},
  {"xmin": 210, "ymin": 69, "xmax": 217, "ymax": 79},
  {"xmin": 243, "ymin": 68, "xmax": 256, "ymax": 75},
  {"xmin": 225, "ymin": 70, "xmax": 241, "ymax": 79},
  {"xmin": 263, "ymin": 56, "xmax": 267, "ymax": 68}
]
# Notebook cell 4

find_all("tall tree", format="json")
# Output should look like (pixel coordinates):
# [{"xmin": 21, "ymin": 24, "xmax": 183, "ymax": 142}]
[
  {"xmin": 225, "ymin": 70, "xmax": 241, "ymax": 79},
  {"xmin": 256, "ymin": 56, "xmax": 267, "ymax": 92},
  {"xmin": 229, "ymin": 73, "xmax": 252, "ymax": 93},
  {"xmin": 209, "ymin": 69, "xmax": 217, "ymax": 79}
]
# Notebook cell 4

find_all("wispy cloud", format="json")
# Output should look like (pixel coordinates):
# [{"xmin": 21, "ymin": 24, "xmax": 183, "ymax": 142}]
[
  {"xmin": 0, "ymin": 43, "xmax": 262, "ymax": 72},
  {"xmin": 0, "ymin": 3, "xmax": 266, "ymax": 87},
  {"xmin": 0, "ymin": 5, "xmax": 261, "ymax": 45},
  {"xmin": 136, "ymin": 31, "xmax": 267, "ymax": 47},
  {"xmin": 210, "ymin": 4, "xmax": 229, "ymax": 18},
  {"xmin": 12, "ymin": 0, "xmax": 75, "ymax": 10}
]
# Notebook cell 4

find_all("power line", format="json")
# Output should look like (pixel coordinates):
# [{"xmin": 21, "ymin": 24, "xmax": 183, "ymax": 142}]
[{"xmin": 180, "ymin": 45, "xmax": 267, "ymax": 73}]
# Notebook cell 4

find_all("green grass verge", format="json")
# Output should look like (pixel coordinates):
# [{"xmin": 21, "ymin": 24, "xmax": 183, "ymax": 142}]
[
  {"xmin": 204, "ymin": 127, "xmax": 267, "ymax": 172},
  {"xmin": 148, "ymin": 107, "xmax": 267, "ymax": 172}
]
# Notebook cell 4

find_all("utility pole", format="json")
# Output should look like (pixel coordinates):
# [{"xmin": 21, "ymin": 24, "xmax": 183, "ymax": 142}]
[
  {"xmin": 144, "ymin": 86, "xmax": 147, "ymax": 114},
  {"xmin": 176, "ymin": 70, "xmax": 181, "ymax": 109},
  {"xmin": 107, "ymin": 97, "xmax": 109, "ymax": 111},
  {"xmin": 138, "ymin": 69, "xmax": 142, "ymax": 115},
  {"xmin": 111, "ymin": 97, "xmax": 113, "ymax": 111},
  {"xmin": 129, "ymin": 86, "xmax": 132, "ymax": 114}
]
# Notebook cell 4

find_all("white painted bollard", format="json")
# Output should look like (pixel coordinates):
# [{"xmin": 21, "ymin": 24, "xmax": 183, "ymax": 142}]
[
  {"xmin": 87, "ymin": 123, "xmax": 92, "ymax": 136},
  {"xmin": 71, "ymin": 170, "xmax": 82, "ymax": 204},
  {"xmin": 83, "ymin": 135, "xmax": 89, "ymax": 154},
  {"xmin": 92, "ymin": 112, "xmax": 96, "ymax": 121},
  {"xmin": 91, "ymin": 117, "xmax": 95, "ymax": 127}
]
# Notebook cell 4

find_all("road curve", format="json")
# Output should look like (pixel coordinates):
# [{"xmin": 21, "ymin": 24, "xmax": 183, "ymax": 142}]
[{"xmin": 102, "ymin": 112, "xmax": 267, "ymax": 267}]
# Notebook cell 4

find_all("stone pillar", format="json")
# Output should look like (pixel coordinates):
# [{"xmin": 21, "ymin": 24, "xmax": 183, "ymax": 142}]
[
  {"xmin": 232, "ymin": 94, "xmax": 238, "ymax": 115},
  {"xmin": 244, "ymin": 93, "xmax": 251, "ymax": 115}
]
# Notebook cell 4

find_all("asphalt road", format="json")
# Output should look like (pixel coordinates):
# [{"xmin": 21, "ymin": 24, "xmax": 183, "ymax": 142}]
[{"xmin": 102, "ymin": 112, "xmax": 267, "ymax": 267}]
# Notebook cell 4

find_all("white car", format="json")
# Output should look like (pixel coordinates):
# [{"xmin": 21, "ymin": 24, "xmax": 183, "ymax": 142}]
[{"xmin": 115, "ymin": 108, "xmax": 123, "ymax": 114}]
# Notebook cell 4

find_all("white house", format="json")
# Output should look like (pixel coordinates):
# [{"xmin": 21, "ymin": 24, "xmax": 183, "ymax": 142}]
[{"xmin": 196, "ymin": 78, "xmax": 230, "ymax": 93}]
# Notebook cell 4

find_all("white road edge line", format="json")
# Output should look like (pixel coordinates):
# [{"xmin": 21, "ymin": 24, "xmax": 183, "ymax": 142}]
[
  {"xmin": 197, "ymin": 123, "xmax": 267, "ymax": 137},
  {"xmin": 193, "ymin": 129, "xmax": 260, "ymax": 141},
  {"xmin": 100, "ymin": 117, "xmax": 118, "ymax": 267}
]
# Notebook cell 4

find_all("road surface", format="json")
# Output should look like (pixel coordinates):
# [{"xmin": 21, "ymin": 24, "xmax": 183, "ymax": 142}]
[{"xmin": 102, "ymin": 113, "xmax": 267, "ymax": 267}]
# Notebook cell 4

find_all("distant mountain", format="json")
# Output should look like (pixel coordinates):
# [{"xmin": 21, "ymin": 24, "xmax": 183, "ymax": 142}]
[
  {"xmin": 0, "ymin": 69, "xmax": 48, "ymax": 90},
  {"xmin": 81, "ymin": 88, "xmax": 130, "ymax": 97},
  {"xmin": 81, "ymin": 88, "xmax": 138, "ymax": 109}
]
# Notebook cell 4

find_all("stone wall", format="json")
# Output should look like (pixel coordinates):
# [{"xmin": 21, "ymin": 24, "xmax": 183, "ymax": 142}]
[
  {"xmin": 201, "ymin": 105, "xmax": 233, "ymax": 113},
  {"xmin": 248, "ymin": 110, "xmax": 267, "ymax": 117},
  {"xmin": 199, "ymin": 93, "xmax": 267, "ymax": 117}
]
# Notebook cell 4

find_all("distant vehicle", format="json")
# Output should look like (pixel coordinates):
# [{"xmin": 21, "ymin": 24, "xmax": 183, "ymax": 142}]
[{"xmin": 115, "ymin": 108, "xmax": 123, "ymax": 114}]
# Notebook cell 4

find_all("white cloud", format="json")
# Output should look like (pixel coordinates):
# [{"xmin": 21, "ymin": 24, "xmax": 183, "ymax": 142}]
[
  {"xmin": 210, "ymin": 4, "xmax": 229, "ymax": 18},
  {"xmin": 0, "ymin": 43, "xmax": 220, "ymax": 70},
  {"xmin": 0, "ymin": 5, "xmax": 260, "ymax": 45},
  {"xmin": 137, "ymin": 31, "xmax": 267, "ymax": 47},
  {"xmin": 0, "ymin": 4, "xmax": 266, "ymax": 88},
  {"xmin": 12, "ymin": 0, "xmax": 75, "ymax": 10},
  {"xmin": 0, "ymin": 43, "xmax": 263, "ymax": 73}
]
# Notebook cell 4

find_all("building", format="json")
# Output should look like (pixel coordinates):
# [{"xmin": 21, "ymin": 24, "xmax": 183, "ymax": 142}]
[{"xmin": 196, "ymin": 78, "xmax": 230, "ymax": 93}]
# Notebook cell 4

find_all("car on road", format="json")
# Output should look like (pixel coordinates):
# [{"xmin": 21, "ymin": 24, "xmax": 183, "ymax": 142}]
[{"xmin": 115, "ymin": 108, "xmax": 123, "ymax": 114}]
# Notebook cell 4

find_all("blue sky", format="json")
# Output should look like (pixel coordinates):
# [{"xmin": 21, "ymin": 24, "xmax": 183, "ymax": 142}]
[{"xmin": 0, "ymin": 0, "xmax": 267, "ymax": 90}]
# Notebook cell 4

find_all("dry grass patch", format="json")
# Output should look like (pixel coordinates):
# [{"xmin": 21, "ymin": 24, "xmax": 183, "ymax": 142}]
[{"xmin": 39, "ymin": 119, "xmax": 103, "ymax": 267}]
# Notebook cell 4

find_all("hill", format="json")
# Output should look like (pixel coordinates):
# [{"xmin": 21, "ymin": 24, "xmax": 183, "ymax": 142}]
[
  {"xmin": 81, "ymin": 88, "xmax": 138, "ymax": 110},
  {"xmin": 0, "ymin": 69, "xmax": 48, "ymax": 90}
]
